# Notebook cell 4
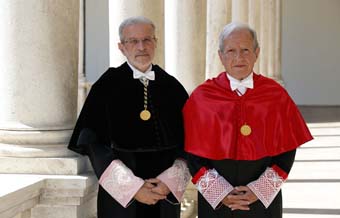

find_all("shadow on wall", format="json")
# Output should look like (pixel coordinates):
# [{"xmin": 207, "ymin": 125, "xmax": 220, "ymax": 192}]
[{"xmin": 298, "ymin": 106, "xmax": 340, "ymax": 123}]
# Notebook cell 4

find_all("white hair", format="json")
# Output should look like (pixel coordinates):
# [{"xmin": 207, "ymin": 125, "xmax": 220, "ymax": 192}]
[
  {"xmin": 119, "ymin": 16, "xmax": 155, "ymax": 41},
  {"xmin": 219, "ymin": 22, "xmax": 259, "ymax": 52}
]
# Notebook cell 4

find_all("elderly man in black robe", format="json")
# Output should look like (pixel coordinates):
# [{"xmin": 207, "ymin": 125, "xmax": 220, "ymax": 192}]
[{"xmin": 68, "ymin": 16, "xmax": 190, "ymax": 218}]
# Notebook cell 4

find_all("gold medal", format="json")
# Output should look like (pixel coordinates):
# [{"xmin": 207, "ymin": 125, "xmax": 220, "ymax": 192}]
[
  {"xmin": 240, "ymin": 124, "xmax": 252, "ymax": 136},
  {"xmin": 140, "ymin": 78, "xmax": 151, "ymax": 121},
  {"xmin": 140, "ymin": 109, "xmax": 151, "ymax": 121}
]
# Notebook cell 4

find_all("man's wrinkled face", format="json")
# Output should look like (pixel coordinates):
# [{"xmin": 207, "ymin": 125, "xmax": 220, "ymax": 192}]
[
  {"xmin": 219, "ymin": 29, "xmax": 259, "ymax": 80},
  {"xmin": 118, "ymin": 23, "xmax": 157, "ymax": 72}
]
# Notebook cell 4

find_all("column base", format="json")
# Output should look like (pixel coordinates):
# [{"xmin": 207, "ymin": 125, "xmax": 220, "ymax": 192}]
[
  {"xmin": 0, "ymin": 129, "xmax": 76, "ymax": 157},
  {"xmin": 0, "ymin": 173, "xmax": 98, "ymax": 218},
  {"xmin": 0, "ymin": 156, "xmax": 91, "ymax": 175}
]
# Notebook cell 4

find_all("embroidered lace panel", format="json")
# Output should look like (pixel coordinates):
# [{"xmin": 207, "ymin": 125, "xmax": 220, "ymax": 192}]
[
  {"xmin": 247, "ymin": 167, "xmax": 285, "ymax": 208},
  {"xmin": 157, "ymin": 159, "xmax": 191, "ymax": 202},
  {"xmin": 99, "ymin": 160, "xmax": 144, "ymax": 207},
  {"xmin": 196, "ymin": 168, "xmax": 234, "ymax": 209}
]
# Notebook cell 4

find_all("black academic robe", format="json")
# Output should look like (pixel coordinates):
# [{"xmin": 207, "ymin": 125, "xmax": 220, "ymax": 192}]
[{"xmin": 68, "ymin": 62, "xmax": 188, "ymax": 218}]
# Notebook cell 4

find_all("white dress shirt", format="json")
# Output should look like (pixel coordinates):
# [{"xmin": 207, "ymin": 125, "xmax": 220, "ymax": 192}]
[
  {"xmin": 226, "ymin": 72, "xmax": 254, "ymax": 96},
  {"xmin": 127, "ymin": 62, "xmax": 154, "ymax": 85}
]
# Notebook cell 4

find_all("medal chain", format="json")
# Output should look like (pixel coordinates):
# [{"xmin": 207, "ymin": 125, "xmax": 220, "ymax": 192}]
[
  {"xmin": 142, "ymin": 78, "xmax": 148, "ymax": 111},
  {"xmin": 238, "ymin": 91, "xmax": 251, "ymax": 136},
  {"xmin": 139, "ymin": 78, "xmax": 151, "ymax": 121}
]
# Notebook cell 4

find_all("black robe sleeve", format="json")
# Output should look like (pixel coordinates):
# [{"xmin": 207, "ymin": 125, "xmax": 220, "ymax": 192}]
[
  {"xmin": 186, "ymin": 149, "xmax": 296, "ymax": 184},
  {"xmin": 68, "ymin": 75, "xmax": 115, "ymax": 178},
  {"xmin": 186, "ymin": 153, "xmax": 211, "ymax": 177},
  {"xmin": 270, "ymin": 149, "xmax": 296, "ymax": 174}
]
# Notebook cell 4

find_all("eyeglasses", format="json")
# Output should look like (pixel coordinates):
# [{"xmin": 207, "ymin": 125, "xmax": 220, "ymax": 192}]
[{"xmin": 122, "ymin": 37, "xmax": 156, "ymax": 46}]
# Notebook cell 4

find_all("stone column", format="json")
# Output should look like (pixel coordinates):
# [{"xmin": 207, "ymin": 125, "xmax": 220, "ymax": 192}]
[
  {"xmin": 225, "ymin": 0, "xmax": 282, "ymax": 82},
  {"xmin": 165, "ymin": 0, "xmax": 207, "ymax": 93},
  {"xmin": 109, "ymin": 0, "xmax": 164, "ymax": 68},
  {"xmin": 0, "ymin": 0, "xmax": 86, "ymax": 174},
  {"xmin": 205, "ymin": 0, "xmax": 232, "ymax": 79},
  {"xmin": 267, "ymin": 0, "xmax": 276, "ymax": 79},
  {"xmin": 258, "ymin": 0, "xmax": 282, "ymax": 83},
  {"xmin": 232, "ymin": 0, "xmax": 248, "ymax": 23},
  {"xmin": 259, "ymin": 0, "xmax": 269, "ymax": 76},
  {"xmin": 273, "ymin": 0, "xmax": 283, "ymax": 83},
  {"xmin": 248, "ymin": 0, "xmax": 261, "ymax": 73},
  {"xmin": 78, "ymin": 0, "xmax": 88, "ymax": 114}
]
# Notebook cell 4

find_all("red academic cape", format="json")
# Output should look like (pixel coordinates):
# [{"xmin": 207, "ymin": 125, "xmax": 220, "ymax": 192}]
[{"xmin": 183, "ymin": 72, "xmax": 313, "ymax": 161}]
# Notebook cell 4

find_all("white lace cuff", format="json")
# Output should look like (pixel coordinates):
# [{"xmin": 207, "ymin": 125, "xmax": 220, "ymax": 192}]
[
  {"xmin": 196, "ymin": 168, "xmax": 234, "ymax": 209},
  {"xmin": 157, "ymin": 159, "xmax": 191, "ymax": 202},
  {"xmin": 247, "ymin": 167, "xmax": 286, "ymax": 208},
  {"xmin": 99, "ymin": 159, "xmax": 144, "ymax": 208}
]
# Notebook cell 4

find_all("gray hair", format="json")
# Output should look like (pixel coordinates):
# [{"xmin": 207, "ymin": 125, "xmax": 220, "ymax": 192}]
[
  {"xmin": 219, "ymin": 22, "xmax": 259, "ymax": 52},
  {"xmin": 119, "ymin": 16, "xmax": 156, "ymax": 41}
]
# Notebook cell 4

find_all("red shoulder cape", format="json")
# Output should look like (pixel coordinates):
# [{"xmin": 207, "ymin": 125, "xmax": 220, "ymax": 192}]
[{"xmin": 183, "ymin": 72, "xmax": 313, "ymax": 160}]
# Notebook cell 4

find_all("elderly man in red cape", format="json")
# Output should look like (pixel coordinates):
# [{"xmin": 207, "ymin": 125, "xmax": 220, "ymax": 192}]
[{"xmin": 183, "ymin": 22, "xmax": 313, "ymax": 218}]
